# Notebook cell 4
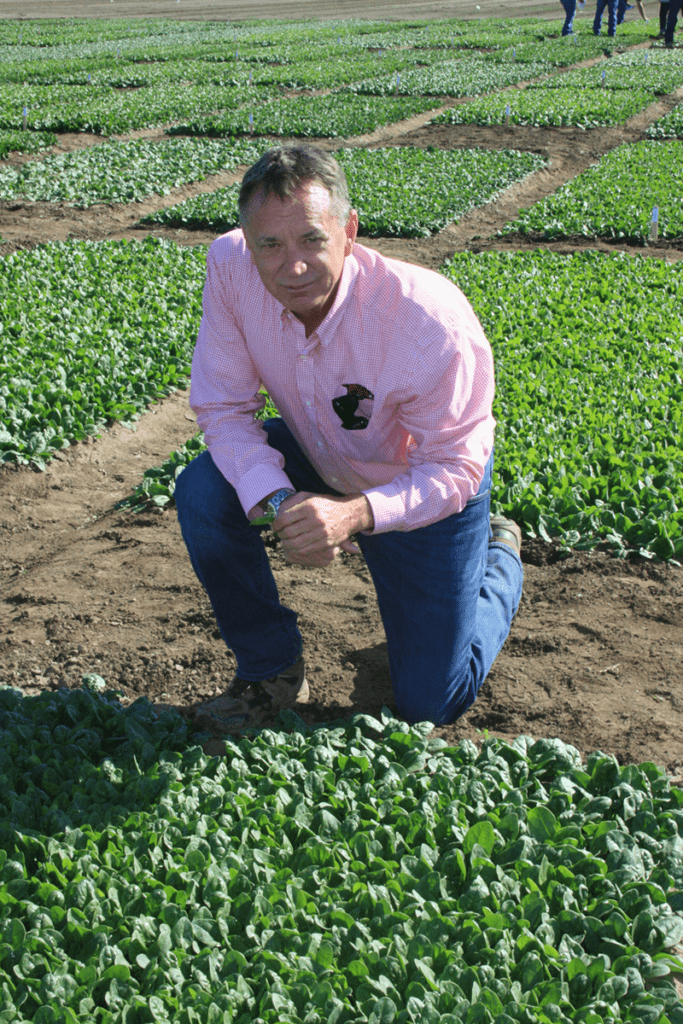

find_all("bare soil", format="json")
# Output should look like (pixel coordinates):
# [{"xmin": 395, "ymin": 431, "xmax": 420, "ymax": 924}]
[{"xmin": 1, "ymin": 0, "xmax": 682, "ymax": 776}]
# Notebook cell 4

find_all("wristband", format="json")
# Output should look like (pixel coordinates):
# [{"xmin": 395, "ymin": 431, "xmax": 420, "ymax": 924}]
[{"xmin": 250, "ymin": 487, "xmax": 296, "ymax": 526}]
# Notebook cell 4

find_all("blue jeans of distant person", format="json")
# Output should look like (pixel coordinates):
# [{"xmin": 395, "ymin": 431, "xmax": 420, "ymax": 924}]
[
  {"xmin": 665, "ymin": 0, "xmax": 682, "ymax": 42},
  {"xmin": 175, "ymin": 417, "xmax": 523, "ymax": 726},
  {"xmin": 617, "ymin": 0, "xmax": 632, "ymax": 23},
  {"xmin": 561, "ymin": 0, "xmax": 577, "ymax": 34},
  {"xmin": 594, "ymin": 0, "xmax": 619, "ymax": 34}
]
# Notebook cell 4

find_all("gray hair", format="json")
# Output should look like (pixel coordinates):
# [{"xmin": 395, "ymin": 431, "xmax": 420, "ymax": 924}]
[{"xmin": 238, "ymin": 144, "xmax": 352, "ymax": 226}]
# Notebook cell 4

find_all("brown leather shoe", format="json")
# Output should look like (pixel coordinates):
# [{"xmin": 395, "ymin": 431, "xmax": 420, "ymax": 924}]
[
  {"xmin": 490, "ymin": 515, "xmax": 522, "ymax": 555},
  {"xmin": 194, "ymin": 656, "xmax": 308, "ymax": 734}
]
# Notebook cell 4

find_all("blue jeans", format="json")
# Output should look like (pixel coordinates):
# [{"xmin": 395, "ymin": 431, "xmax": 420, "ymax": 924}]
[
  {"xmin": 665, "ymin": 0, "xmax": 682, "ymax": 42},
  {"xmin": 175, "ymin": 418, "xmax": 523, "ymax": 726},
  {"xmin": 594, "ymin": 0, "xmax": 619, "ymax": 33},
  {"xmin": 561, "ymin": 0, "xmax": 577, "ymax": 34}
]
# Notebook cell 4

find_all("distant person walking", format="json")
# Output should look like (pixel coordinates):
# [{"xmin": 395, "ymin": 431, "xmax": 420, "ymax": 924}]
[
  {"xmin": 664, "ymin": 0, "xmax": 682, "ymax": 43},
  {"xmin": 654, "ymin": 0, "xmax": 669, "ymax": 37},
  {"xmin": 617, "ymin": 0, "xmax": 648, "ymax": 21},
  {"xmin": 560, "ymin": 0, "xmax": 577, "ymax": 34},
  {"xmin": 594, "ymin": 0, "xmax": 619, "ymax": 34}
]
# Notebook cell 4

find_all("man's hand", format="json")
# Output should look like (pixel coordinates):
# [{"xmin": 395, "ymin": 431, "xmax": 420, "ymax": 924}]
[{"xmin": 272, "ymin": 491, "xmax": 374, "ymax": 568}]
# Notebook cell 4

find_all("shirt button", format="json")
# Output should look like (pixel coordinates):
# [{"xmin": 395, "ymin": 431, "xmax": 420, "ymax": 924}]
[
  {"xmin": 300, "ymin": 354, "xmax": 307, "ymax": 359},
  {"xmin": 306, "ymin": 401, "xmax": 311, "ymax": 406},
  {"xmin": 317, "ymin": 442, "xmax": 323, "ymax": 447}
]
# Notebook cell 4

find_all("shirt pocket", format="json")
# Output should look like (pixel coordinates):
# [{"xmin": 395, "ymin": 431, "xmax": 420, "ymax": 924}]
[{"xmin": 331, "ymin": 383, "xmax": 375, "ymax": 431}]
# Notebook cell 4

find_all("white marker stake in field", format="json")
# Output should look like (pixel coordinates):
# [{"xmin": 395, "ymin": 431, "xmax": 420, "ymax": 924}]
[
  {"xmin": 22, "ymin": 106, "xmax": 27, "ymax": 130},
  {"xmin": 650, "ymin": 206, "xmax": 659, "ymax": 241},
  {"xmin": 505, "ymin": 103, "xmax": 510, "ymax": 126},
  {"xmin": 602, "ymin": 69, "xmax": 606, "ymax": 86},
  {"xmin": 249, "ymin": 113, "xmax": 254, "ymax": 134},
  {"xmin": 396, "ymin": 73, "xmax": 400, "ymax": 94}
]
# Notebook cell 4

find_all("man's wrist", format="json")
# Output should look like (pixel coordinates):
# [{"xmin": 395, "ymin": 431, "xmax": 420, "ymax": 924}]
[
  {"xmin": 249, "ymin": 487, "xmax": 296, "ymax": 525},
  {"xmin": 353, "ymin": 494, "xmax": 374, "ymax": 533}
]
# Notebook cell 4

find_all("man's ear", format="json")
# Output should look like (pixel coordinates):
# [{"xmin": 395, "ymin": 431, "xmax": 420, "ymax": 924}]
[{"xmin": 345, "ymin": 209, "xmax": 359, "ymax": 255}]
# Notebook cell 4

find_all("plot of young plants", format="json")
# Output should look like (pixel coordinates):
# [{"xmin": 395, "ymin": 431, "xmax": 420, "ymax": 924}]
[
  {"xmin": 344, "ymin": 58, "xmax": 551, "ymax": 98},
  {"xmin": 0, "ymin": 136, "xmax": 266, "ymax": 207},
  {"xmin": 0, "ymin": 238, "xmax": 207, "ymax": 468},
  {"xmin": 525, "ymin": 59, "xmax": 683, "ymax": 96},
  {"xmin": 501, "ymin": 140, "xmax": 683, "ymax": 242},
  {"xmin": 0, "ymin": 127, "xmax": 55, "ymax": 158},
  {"xmin": 1, "ymin": 683, "xmax": 683, "ymax": 1024},
  {"xmin": 0, "ymin": 81, "xmax": 275, "ymax": 135},
  {"xmin": 648, "ymin": 100, "xmax": 683, "ymax": 139},
  {"xmin": 171, "ymin": 93, "xmax": 444, "ymax": 140},
  {"xmin": 144, "ymin": 145, "xmax": 546, "ymax": 238},
  {"xmin": 442, "ymin": 249, "xmax": 683, "ymax": 560},
  {"xmin": 430, "ymin": 87, "xmax": 655, "ymax": 128}
]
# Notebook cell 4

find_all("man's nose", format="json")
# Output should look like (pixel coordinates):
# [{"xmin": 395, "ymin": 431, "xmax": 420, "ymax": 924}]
[{"xmin": 283, "ymin": 248, "xmax": 307, "ymax": 275}]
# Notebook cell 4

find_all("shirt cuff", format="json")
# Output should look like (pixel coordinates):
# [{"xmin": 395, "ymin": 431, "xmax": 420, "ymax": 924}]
[
  {"xmin": 233, "ymin": 463, "xmax": 295, "ymax": 521},
  {"xmin": 360, "ymin": 485, "xmax": 407, "ymax": 535}
]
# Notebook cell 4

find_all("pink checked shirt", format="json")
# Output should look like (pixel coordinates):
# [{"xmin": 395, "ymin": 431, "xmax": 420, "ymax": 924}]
[{"xmin": 189, "ymin": 229, "xmax": 496, "ymax": 536}]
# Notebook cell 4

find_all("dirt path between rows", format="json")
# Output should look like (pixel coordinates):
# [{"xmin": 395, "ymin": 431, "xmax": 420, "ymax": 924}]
[{"xmin": 1, "ymin": 4, "xmax": 682, "ymax": 776}]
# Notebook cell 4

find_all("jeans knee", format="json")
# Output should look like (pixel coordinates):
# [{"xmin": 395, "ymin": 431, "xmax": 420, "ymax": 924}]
[{"xmin": 395, "ymin": 674, "xmax": 475, "ymax": 727}]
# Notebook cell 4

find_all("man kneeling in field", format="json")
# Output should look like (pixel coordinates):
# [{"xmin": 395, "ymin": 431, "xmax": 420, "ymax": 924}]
[{"xmin": 175, "ymin": 143, "xmax": 523, "ymax": 733}]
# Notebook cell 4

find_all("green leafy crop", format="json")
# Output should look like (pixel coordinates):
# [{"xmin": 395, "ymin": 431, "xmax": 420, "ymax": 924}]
[
  {"xmin": 0, "ymin": 136, "xmax": 266, "ymax": 207},
  {"xmin": 343, "ymin": 59, "xmax": 551, "ymax": 98},
  {"xmin": 0, "ymin": 684, "xmax": 682, "ymax": 1024},
  {"xmin": 169, "ymin": 93, "xmax": 444, "ymax": 140},
  {"xmin": 0, "ymin": 128, "xmax": 56, "ymax": 158},
  {"xmin": 648, "ymin": 100, "xmax": 683, "ymax": 140},
  {"xmin": 430, "ymin": 87, "xmax": 655, "ymax": 129},
  {"xmin": 0, "ymin": 238, "xmax": 208, "ymax": 468},
  {"xmin": 442, "ymin": 249, "xmax": 683, "ymax": 559},
  {"xmin": 501, "ymin": 141, "xmax": 683, "ymax": 242}
]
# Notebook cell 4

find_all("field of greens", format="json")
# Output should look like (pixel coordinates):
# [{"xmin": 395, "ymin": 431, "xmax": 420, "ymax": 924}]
[
  {"xmin": 170, "ymin": 94, "xmax": 445, "ymax": 141},
  {"xmin": 649, "ymin": 101, "xmax": 683, "ymax": 140},
  {"xmin": 1, "ymin": 684, "xmax": 682, "ymax": 1024},
  {"xmin": 430, "ymin": 88, "xmax": 655, "ymax": 129},
  {"xmin": 143, "ymin": 146, "xmax": 546, "ymax": 238},
  {"xmin": 0, "ymin": 238, "xmax": 206, "ymax": 468},
  {"xmin": 0, "ymin": 128, "xmax": 55, "ymax": 157},
  {"xmin": 501, "ymin": 141, "xmax": 683, "ymax": 242},
  {"xmin": 0, "ymin": 137, "xmax": 266, "ymax": 206},
  {"xmin": 2, "ymin": 11, "xmax": 683, "ymax": 1024}
]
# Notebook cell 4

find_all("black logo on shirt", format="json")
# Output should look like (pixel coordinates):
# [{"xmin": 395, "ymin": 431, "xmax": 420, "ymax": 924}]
[{"xmin": 332, "ymin": 384, "xmax": 375, "ymax": 431}]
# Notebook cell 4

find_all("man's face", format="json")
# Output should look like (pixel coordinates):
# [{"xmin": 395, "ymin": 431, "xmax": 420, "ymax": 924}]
[{"xmin": 242, "ymin": 181, "xmax": 358, "ymax": 329}]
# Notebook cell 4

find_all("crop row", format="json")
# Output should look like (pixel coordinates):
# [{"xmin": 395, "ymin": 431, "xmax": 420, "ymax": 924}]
[
  {"xmin": 1, "ymin": 682, "xmax": 682, "ymax": 1024},
  {"xmin": 0, "ymin": 238, "xmax": 206, "ymax": 468},
  {"xmin": 0, "ymin": 127, "xmax": 55, "ymax": 158},
  {"xmin": 431, "ymin": 87, "xmax": 656, "ymax": 129},
  {"xmin": 170, "ymin": 94, "xmax": 444, "ymax": 140},
  {"xmin": 0, "ymin": 81, "xmax": 275, "ymax": 135},
  {"xmin": 0, "ymin": 15, "xmax": 652, "ymax": 60},
  {"xmin": 343, "ymin": 58, "xmax": 552, "ymax": 98},
  {"xmin": 0, "ymin": 136, "xmax": 265, "ymax": 207},
  {"xmin": 502, "ymin": 141, "xmax": 683, "ymax": 242}
]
